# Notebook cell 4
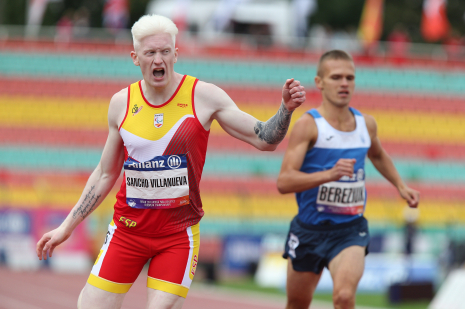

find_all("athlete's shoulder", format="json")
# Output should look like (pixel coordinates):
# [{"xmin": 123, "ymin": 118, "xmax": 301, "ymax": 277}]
[
  {"xmin": 297, "ymin": 111, "xmax": 317, "ymax": 125},
  {"xmin": 195, "ymin": 80, "xmax": 225, "ymax": 97},
  {"xmin": 296, "ymin": 109, "xmax": 319, "ymax": 129},
  {"xmin": 290, "ymin": 112, "xmax": 318, "ymax": 142},
  {"xmin": 306, "ymin": 108, "xmax": 322, "ymax": 119},
  {"xmin": 109, "ymin": 88, "xmax": 128, "ymax": 108},
  {"xmin": 108, "ymin": 88, "xmax": 129, "ymax": 125},
  {"xmin": 362, "ymin": 113, "xmax": 377, "ymax": 136},
  {"xmin": 362, "ymin": 113, "xmax": 376, "ymax": 127},
  {"xmin": 194, "ymin": 80, "xmax": 233, "ymax": 109}
]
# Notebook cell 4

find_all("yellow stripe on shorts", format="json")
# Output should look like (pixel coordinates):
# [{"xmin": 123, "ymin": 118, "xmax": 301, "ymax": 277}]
[
  {"xmin": 147, "ymin": 277, "xmax": 189, "ymax": 298},
  {"xmin": 189, "ymin": 223, "xmax": 200, "ymax": 280},
  {"xmin": 87, "ymin": 273, "xmax": 132, "ymax": 294}
]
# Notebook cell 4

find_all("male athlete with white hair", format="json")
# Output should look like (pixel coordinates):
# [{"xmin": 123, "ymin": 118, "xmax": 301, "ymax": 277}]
[{"xmin": 36, "ymin": 14, "xmax": 305, "ymax": 309}]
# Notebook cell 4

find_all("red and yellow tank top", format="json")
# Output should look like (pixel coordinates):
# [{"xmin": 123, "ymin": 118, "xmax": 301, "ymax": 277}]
[{"xmin": 114, "ymin": 75, "xmax": 210, "ymax": 236}]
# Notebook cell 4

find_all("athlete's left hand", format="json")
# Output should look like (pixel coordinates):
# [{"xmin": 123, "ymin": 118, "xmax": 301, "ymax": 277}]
[
  {"xmin": 36, "ymin": 226, "xmax": 72, "ymax": 260},
  {"xmin": 398, "ymin": 186, "xmax": 420, "ymax": 208},
  {"xmin": 282, "ymin": 78, "xmax": 305, "ymax": 112}
]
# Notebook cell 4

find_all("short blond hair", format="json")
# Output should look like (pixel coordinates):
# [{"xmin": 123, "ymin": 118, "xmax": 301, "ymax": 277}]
[
  {"xmin": 317, "ymin": 50, "xmax": 353, "ymax": 77},
  {"xmin": 131, "ymin": 14, "xmax": 178, "ymax": 50}
]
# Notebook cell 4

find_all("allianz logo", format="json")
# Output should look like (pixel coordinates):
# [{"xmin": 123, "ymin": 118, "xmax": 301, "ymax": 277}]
[
  {"xmin": 340, "ymin": 168, "xmax": 364, "ymax": 181},
  {"xmin": 128, "ymin": 155, "xmax": 182, "ymax": 170}
]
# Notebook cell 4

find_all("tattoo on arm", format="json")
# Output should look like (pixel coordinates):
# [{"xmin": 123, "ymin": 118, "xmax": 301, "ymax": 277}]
[
  {"xmin": 254, "ymin": 103, "xmax": 293, "ymax": 144},
  {"xmin": 72, "ymin": 185, "xmax": 102, "ymax": 220}
]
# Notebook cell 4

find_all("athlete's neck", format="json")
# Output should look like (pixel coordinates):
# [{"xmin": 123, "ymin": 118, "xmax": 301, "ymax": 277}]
[
  {"xmin": 317, "ymin": 103, "xmax": 355, "ymax": 132},
  {"xmin": 141, "ymin": 73, "xmax": 184, "ymax": 106}
]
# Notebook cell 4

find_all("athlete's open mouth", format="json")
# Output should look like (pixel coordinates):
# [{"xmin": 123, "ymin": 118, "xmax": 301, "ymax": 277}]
[
  {"xmin": 338, "ymin": 90, "xmax": 349, "ymax": 95},
  {"xmin": 153, "ymin": 68, "xmax": 165, "ymax": 78}
]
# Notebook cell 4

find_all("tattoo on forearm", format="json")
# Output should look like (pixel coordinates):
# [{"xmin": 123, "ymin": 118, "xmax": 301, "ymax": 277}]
[
  {"xmin": 73, "ymin": 185, "xmax": 102, "ymax": 219},
  {"xmin": 254, "ymin": 103, "xmax": 293, "ymax": 144}
]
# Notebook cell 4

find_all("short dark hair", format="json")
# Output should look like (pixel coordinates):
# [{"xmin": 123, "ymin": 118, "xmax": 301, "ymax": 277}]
[{"xmin": 317, "ymin": 50, "xmax": 353, "ymax": 77}]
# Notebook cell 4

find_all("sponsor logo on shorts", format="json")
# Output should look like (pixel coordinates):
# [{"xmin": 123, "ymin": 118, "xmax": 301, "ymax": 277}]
[
  {"xmin": 288, "ymin": 233, "xmax": 299, "ymax": 258},
  {"xmin": 177, "ymin": 103, "xmax": 188, "ymax": 108},
  {"xmin": 119, "ymin": 216, "xmax": 137, "ymax": 228},
  {"xmin": 191, "ymin": 254, "xmax": 198, "ymax": 276},
  {"xmin": 359, "ymin": 232, "xmax": 367, "ymax": 237}
]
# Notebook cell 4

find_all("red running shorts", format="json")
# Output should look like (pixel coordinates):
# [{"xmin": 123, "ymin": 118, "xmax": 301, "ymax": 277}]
[{"xmin": 87, "ymin": 220, "xmax": 200, "ymax": 298}]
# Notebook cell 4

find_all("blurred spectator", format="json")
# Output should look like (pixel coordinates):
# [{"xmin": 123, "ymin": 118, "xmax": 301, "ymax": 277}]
[
  {"xmin": 308, "ymin": 24, "xmax": 330, "ymax": 52},
  {"xmin": 26, "ymin": 0, "xmax": 49, "ymax": 38},
  {"xmin": 73, "ymin": 7, "xmax": 90, "ymax": 39},
  {"xmin": 291, "ymin": 0, "xmax": 317, "ymax": 47},
  {"xmin": 172, "ymin": 0, "xmax": 192, "ymax": 35},
  {"xmin": 387, "ymin": 23, "xmax": 411, "ymax": 59},
  {"xmin": 55, "ymin": 9, "xmax": 74, "ymax": 42},
  {"xmin": 248, "ymin": 23, "xmax": 272, "ymax": 47},
  {"xmin": 103, "ymin": 0, "xmax": 129, "ymax": 33},
  {"xmin": 421, "ymin": 0, "xmax": 450, "ymax": 43},
  {"xmin": 212, "ymin": 0, "xmax": 248, "ymax": 32},
  {"xmin": 444, "ymin": 29, "xmax": 464, "ymax": 61},
  {"xmin": 329, "ymin": 27, "xmax": 361, "ymax": 54}
]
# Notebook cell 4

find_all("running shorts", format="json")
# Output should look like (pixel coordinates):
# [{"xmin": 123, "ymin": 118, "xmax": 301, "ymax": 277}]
[
  {"xmin": 87, "ymin": 220, "xmax": 200, "ymax": 298},
  {"xmin": 283, "ymin": 216, "xmax": 369, "ymax": 274}
]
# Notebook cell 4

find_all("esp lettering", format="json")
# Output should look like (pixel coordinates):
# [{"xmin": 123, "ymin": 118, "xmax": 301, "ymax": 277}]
[
  {"xmin": 119, "ymin": 216, "xmax": 137, "ymax": 228},
  {"xmin": 191, "ymin": 255, "xmax": 198, "ymax": 276}
]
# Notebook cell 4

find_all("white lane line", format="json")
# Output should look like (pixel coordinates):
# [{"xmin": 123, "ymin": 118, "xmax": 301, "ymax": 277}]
[{"xmin": 0, "ymin": 294, "xmax": 43, "ymax": 309}]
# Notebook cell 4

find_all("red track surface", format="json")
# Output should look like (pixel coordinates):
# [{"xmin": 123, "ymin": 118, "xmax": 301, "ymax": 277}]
[
  {"xmin": 1, "ymin": 266, "xmax": 321, "ymax": 309},
  {"xmin": 0, "ymin": 127, "xmax": 108, "ymax": 148}
]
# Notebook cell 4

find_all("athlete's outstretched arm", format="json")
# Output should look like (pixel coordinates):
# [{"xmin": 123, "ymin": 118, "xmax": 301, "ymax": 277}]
[
  {"xmin": 277, "ymin": 114, "xmax": 356, "ymax": 194},
  {"xmin": 197, "ymin": 79, "xmax": 305, "ymax": 151},
  {"xmin": 253, "ymin": 79, "xmax": 305, "ymax": 147},
  {"xmin": 36, "ymin": 91, "xmax": 127, "ymax": 260},
  {"xmin": 365, "ymin": 114, "xmax": 419, "ymax": 208}
]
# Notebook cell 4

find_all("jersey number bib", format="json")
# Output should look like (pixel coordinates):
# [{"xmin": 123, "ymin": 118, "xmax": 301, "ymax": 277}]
[
  {"xmin": 316, "ymin": 181, "xmax": 365, "ymax": 215},
  {"xmin": 124, "ymin": 154, "xmax": 189, "ymax": 209}
]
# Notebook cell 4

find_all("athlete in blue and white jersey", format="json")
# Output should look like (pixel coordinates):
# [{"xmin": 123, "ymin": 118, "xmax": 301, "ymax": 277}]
[
  {"xmin": 277, "ymin": 50, "xmax": 419, "ymax": 309},
  {"xmin": 297, "ymin": 107, "xmax": 371, "ymax": 225}
]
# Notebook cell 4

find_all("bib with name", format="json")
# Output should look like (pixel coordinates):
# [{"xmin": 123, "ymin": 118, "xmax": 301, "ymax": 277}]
[
  {"xmin": 124, "ymin": 154, "xmax": 189, "ymax": 209},
  {"xmin": 316, "ymin": 169, "xmax": 366, "ymax": 215}
]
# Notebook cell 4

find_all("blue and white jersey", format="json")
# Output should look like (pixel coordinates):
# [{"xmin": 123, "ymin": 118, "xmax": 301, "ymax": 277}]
[{"xmin": 296, "ymin": 108, "xmax": 371, "ymax": 225}]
